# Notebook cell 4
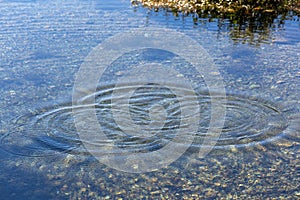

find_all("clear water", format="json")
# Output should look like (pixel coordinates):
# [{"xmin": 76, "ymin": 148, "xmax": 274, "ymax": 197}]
[{"xmin": 0, "ymin": 0, "xmax": 299, "ymax": 199}]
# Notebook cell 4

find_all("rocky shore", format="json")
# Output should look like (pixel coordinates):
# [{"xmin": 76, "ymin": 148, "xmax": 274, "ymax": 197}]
[{"xmin": 131, "ymin": 0, "xmax": 300, "ymax": 14}]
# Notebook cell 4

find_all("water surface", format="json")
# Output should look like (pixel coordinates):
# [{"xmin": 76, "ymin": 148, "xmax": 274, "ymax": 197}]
[{"xmin": 0, "ymin": 0, "xmax": 299, "ymax": 199}]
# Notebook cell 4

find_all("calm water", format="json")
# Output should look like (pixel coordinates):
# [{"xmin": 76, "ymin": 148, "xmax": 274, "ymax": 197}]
[{"xmin": 0, "ymin": 0, "xmax": 299, "ymax": 199}]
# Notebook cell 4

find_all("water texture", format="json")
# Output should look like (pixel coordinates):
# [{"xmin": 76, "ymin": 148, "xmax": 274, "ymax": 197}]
[
  {"xmin": 0, "ymin": 0, "xmax": 299, "ymax": 199},
  {"xmin": 1, "ymin": 85, "xmax": 291, "ymax": 157}
]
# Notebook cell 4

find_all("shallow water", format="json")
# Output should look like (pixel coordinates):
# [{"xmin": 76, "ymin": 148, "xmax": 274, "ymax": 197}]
[{"xmin": 0, "ymin": 0, "xmax": 299, "ymax": 199}]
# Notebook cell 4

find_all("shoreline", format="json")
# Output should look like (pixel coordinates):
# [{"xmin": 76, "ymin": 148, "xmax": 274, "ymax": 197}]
[{"xmin": 131, "ymin": 0, "xmax": 300, "ymax": 15}]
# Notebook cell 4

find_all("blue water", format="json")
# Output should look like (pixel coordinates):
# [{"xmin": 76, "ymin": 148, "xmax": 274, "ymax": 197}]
[{"xmin": 0, "ymin": 0, "xmax": 299, "ymax": 199}]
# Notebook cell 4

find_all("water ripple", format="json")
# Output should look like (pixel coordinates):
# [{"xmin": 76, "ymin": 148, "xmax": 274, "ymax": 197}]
[
  {"xmin": 195, "ymin": 91, "xmax": 289, "ymax": 149},
  {"xmin": 0, "ymin": 84, "xmax": 293, "ymax": 157}
]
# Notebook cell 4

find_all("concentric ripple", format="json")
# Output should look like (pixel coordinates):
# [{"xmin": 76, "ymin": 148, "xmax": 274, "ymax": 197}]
[
  {"xmin": 78, "ymin": 83, "xmax": 194, "ymax": 154},
  {"xmin": 194, "ymin": 91, "xmax": 289, "ymax": 149},
  {"xmin": 0, "ymin": 83, "xmax": 291, "ymax": 157},
  {"xmin": 0, "ymin": 104, "xmax": 87, "ymax": 157}
]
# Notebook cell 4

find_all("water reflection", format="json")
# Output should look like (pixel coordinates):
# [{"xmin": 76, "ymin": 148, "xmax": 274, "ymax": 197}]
[{"xmin": 132, "ymin": 0, "xmax": 300, "ymax": 45}]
